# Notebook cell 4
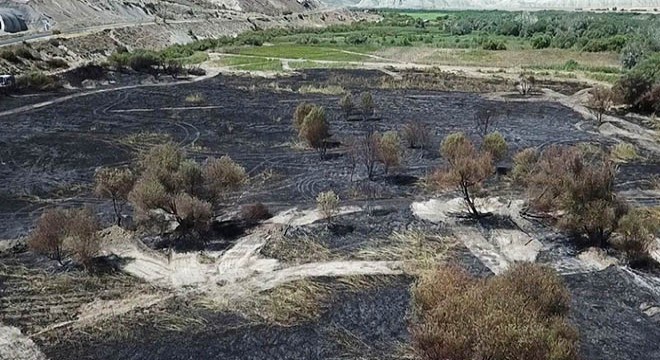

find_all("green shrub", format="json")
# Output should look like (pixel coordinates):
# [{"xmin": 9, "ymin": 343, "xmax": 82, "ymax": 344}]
[{"xmin": 16, "ymin": 72, "xmax": 59, "ymax": 90}]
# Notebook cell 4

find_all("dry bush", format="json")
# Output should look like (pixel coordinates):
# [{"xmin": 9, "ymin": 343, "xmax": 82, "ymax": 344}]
[
  {"xmin": 94, "ymin": 167, "xmax": 136, "ymax": 226},
  {"xmin": 511, "ymin": 147, "xmax": 539, "ymax": 184},
  {"xmin": 339, "ymin": 93, "xmax": 354, "ymax": 117},
  {"xmin": 173, "ymin": 193, "xmax": 212, "ymax": 232},
  {"xmin": 360, "ymin": 91, "xmax": 375, "ymax": 117},
  {"xmin": 613, "ymin": 209, "xmax": 659, "ymax": 268},
  {"xmin": 27, "ymin": 208, "xmax": 69, "ymax": 264},
  {"xmin": 433, "ymin": 132, "xmax": 496, "ymax": 217},
  {"xmin": 293, "ymin": 102, "xmax": 315, "ymax": 130},
  {"xmin": 240, "ymin": 203, "xmax": 272, "ymax": 223},
  {"xmin": 517, "ymin": 73, "xmax": 535, "ymax": 95},
  {"xmin": 176, "ymin": 159, "xmax": 204, "ymax": 196},
  {"xmin": 410, "ymin": 263, "xmax": 578, "ymax": 360},
  {"xmin": 28, "ymin": 207, "xmax": 101, "ymax": 269},
  {"xmin": 401, "ymin": 120, "xmax": 431, "ymax": 149},
  {"xmin": 317, "ymin": 190, "xmax": 340, "ymax": 223},
  {"xmin": 587, "ymin": 86, "xmax": 615, "ymax": 125},
  {"xmin": 378, "ymin": 131, "xmax": 402, "ymax": 174},
  {"xmin": 482, "ymin": 131, "xmax": 508, "ymax": 162},
  {"xmin": 138, "ymin": 142, "xmax": 184, "ymax": 191},
  {"xmin": 64, "ymin": 208, "xmax": 102, "ymax": 269},
  {"xmin": 129, "ymin": 176, "xmax": 170, "ymax": 214},
  {"xmin": 527, "ymin": 145, "xmax": 626, "ymax": 247},
  {"xmin": 203, "ymin": 155, "xmax": 247, "ymax": 200},
  {"xmin": 299, "ymin": 106, "xmax": 330, "ymax": 158},
  {"xmin": 610, "ymin": 142, "xmax": 639, "ymax": 162}
]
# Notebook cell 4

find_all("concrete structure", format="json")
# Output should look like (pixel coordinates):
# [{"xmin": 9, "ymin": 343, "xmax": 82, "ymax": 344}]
[{"xmin": 0, "ymin": 9, "xmax": 27, "ymax": 33}]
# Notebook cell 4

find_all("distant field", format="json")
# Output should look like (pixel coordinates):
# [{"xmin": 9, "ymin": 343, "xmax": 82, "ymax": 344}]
[
  {"xmin": 398, "ymin": 11, "xmax": 446, "ymax": 20},
  {"xmin": 224, "ymin": 45, "xmax": 369, "ymax": 62}
]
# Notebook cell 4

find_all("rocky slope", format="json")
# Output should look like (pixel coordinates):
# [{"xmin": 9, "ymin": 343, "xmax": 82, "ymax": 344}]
[
  {"xmin": 329, "ymin": 0, "xmax": 660, "ymax": 10},
  {"xmin": 0, "ymin": 0, "xmax": 321, "ymax": 31}
]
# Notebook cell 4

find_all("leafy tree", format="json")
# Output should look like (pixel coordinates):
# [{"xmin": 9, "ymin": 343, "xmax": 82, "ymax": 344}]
[{"xmin": 433, "ymin": 133, "xmax": 497, "ymax": 217}]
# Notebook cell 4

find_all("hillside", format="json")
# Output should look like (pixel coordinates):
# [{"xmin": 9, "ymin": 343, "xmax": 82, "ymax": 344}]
[
  {"xmin": 0, "ymin": 0, "xmax": 321, "ymax": 31},
  {"xmin": 329, "ymin": 0, "xmax": 660, "ymax": 10}
]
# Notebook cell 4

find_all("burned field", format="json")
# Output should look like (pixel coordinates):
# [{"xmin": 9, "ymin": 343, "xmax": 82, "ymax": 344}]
[
  {"xmin": 1, "ymin": 69, "xmax": 660, "ymax": 360},
  {"xmin": 0, "ymin": 70, "xmax": 612, "ymax": 237}
]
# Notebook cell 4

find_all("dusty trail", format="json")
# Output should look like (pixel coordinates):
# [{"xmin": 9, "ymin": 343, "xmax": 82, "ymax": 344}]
[
  {"xmin": 0, "ymin": 69, "xmax": 220, "ymax": 118},
  {"xmin": 0, "ymin": 324, "xmax": 47, "ymax": 360},
  {"xmin": 102, "ymin": 206, "xmax": 403, "ymax": 300}
]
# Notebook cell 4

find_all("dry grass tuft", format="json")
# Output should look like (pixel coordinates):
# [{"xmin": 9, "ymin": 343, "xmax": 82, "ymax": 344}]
[
  {"xmin": 611, "ymin": 142, "xmax": 640, "ymax": 162},
  {"xmin": 357, "ymin": 230, "xmax": 457, "ymax": 274},
  {"xmin": 200, "ymin": 280, "xmax": 331, "ymax": 327},
  {"xmin": 185, "ymin": 92, "xmax": 206, "ymax": 104},
  {"xmin": 298, "ymin": 84, "xmax": 345, "ymax": 95},
  {"xmin": 261, "ymin": 234, "xmax": 332, "ymax": 264}
]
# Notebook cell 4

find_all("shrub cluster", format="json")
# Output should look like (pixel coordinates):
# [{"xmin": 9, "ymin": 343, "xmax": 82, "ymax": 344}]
[
  {"xmin": 410, "ymin": 263, "xmax": 578, "ymax": 360},
  {"xmin": 128, "ymin": 143, "xmax": 246, "ymax": 235}
]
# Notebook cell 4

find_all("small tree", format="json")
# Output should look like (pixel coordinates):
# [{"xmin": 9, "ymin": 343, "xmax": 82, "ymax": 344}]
[
  {"xmin": 345, "ymin": 136, "xmax": 359, "ymax": 182},
  {"xmin": 317, "ymin": 190, "xmax": 339, "ymax": 223},
  {"xmin": 587, "ymin": 86, "xmax": 615, "ymax": 125},
  {"xmin": 377, "ymin": 131, "xmax": 402, "ymax": 174},
  {"xmin": 474, "ymin": 108, "xmax": 497, "ymax": 138},
  {"xmin": 299, "ymin": 106, "xmax": 331, "ymax": 158},
  {"xmin": 401, "ymin": 120, "xmax": 431, "ymax": 149},
  {"xmin": 360, "ymin": 92, "xmax": 375, "ymax": 119},
  {"xmin": 293, "ymin": 102, "xmax": 315, "ymax": 130},
  {"xmin": 94, "ymin": 167, "xmax": 136, "ymax": 226},
  {"xmin": 482, "ymin": 131, "xmax": 508, "ymax": 162},
  {"xmin": 360, "ymin": 131, "xmax": 381, "ymax": 180},
  {"xmin": 339, "ymin": 94, "xmax": 354, "ymax": 118},
  {"xmin": 433, "ymin": 133, "xmax": 496, "ymax": 217}
]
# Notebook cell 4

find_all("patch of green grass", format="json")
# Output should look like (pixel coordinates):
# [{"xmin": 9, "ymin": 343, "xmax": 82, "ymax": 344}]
[
  {"xmin": 219, "ymin": 55, "xmax": 283, "ymax": 71},
  {"xmin": 611, "ymin": 142, "xmax": 640, "ymax": 162},
  {"xmin": 226, "ymin": 45, "xmax": 367, "ymax": 62},
  {"xmin": 585, "ymin": 72, "xmax": 621, "ymax": 84}
]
